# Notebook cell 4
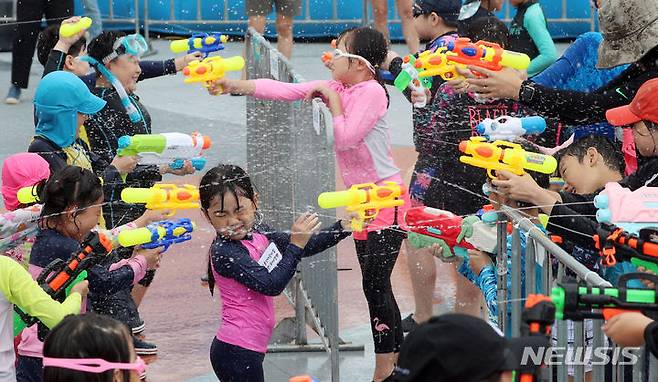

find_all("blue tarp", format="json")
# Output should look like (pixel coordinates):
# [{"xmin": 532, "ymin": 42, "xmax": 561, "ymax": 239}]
[{"xmin": 81, "ymin": 0, "xmax": 596, "ymax": 39}]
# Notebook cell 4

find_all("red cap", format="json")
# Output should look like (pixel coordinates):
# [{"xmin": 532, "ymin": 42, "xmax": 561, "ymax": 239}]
[{"xmin": 606, "ymin": 79, "xmax": 658, "ymax": 126}]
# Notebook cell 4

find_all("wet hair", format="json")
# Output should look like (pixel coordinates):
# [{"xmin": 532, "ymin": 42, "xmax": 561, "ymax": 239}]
[
  {"xmin": 37, "ymin": 166, "xmax": 103, "ymax": 232},
  {"xmin": 37, "ymin": 24, "xmax": 87, "ymax": 67},
  {"xmin": 338, "ymin": 26, "xmax": 391, "ymax": 107},
  {"xmin": 199, "ymin": 164, "xmax": 257, "ymax": 212},
  {"xmin": 555, "ymin": 134, "xmax": 624, "ymax": 175},
  {"xmin": 463, "ymin": 17, "xmax": 509, "ymax": 48},
  {"xmin": 43, "ymin": 313, "xmax": 133, "ymax": 382},
  {"xmin": 87, "ymin": 31, "xmax": 126, "ymax": 75}
]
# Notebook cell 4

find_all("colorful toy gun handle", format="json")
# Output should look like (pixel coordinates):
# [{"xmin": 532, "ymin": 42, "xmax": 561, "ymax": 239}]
[
  {"xmin": 117, "ymin": 132, "xmax": 211, "ymax": 171},
  {"xmin": 551, "ymin": 274, "xmax": 658, "ymax": 321},
  {"xmin": 318, "ymin": 181, "xmax": 406, "ymax": 232},
  {"xmin": 458, "ymin": 137, "xmax": 557, "ymax": 179},
  {"xmin": 118, "ymin": 218, "xmax": 195, "ymax": 252},
  {"xmin": 394, "ymin": 55, "xmax": 427, "ymax": 108},
  {"xmin": 59, "ymin": 17, "xmax": 92, "ymax": 37},
  {"xmin": 170, "ymin": 33, "xmax": 228, "ymax": 57},
  {"xmin": 183, "ymin": 55, "xmax": 245, "ymax": 89},
  {"xmin": 594, "ymin": 182, "xmax": 658, "ymax": 233},
  {"xmin": 445, "ymin": 37, "xmax": 530, "ymax": 71},
  {"xmin": 289, "ymin": 376, "xmax": 319, "ymax": 382},
  {"xmin": 476, "ymin": 116, "xmax": 546, "ymax": 141},
  {"xmin": 121, "ymin": 184, "xmax": 200, "ymax": 215},
  {"xmin": 592, "ymin": 223, "xmax": 658, "ymax": 274}
]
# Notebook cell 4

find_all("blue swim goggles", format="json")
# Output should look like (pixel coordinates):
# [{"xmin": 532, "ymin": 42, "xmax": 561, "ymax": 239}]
[{"xmin": 102, "ymin": 34, "xmax": 148, "ymax": 65}]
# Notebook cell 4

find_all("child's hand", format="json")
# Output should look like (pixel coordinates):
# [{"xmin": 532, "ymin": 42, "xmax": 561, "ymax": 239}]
[
  {"xmin": 468, "ymin": 249, "xmax": 492, "ymax": 275},
  {"xmin": 411, "ymin": 88, "xmax": 431, "ymax": 105},
  {"xmin": 136, "ymin": 247, "xmax": 163, "ymax": 270},
  {"xmin": 159, "ymin": 161, "xmax": 195, "ymax": 176},
  {"xmin": 305, "ymin": 84, "xmax": 342, "ymax": 116},
  {"xmin": 491, "ymin": 170, "xmax": 542, "ymax": 204},
  {"xmin": 175, "ymin": 51, "xmax": 204, "ymax": 71},
  {"xmin": 603, "ymin": 312, "xmax": 653, "ymax": 347},
  {"xmin": 70, "ymin": 280, "xmax": 89, "ymax": 299},
  {"xmin": 54, "ymin": 17, "xmax": 87, "ymax": 51},
  {"xmin": 111, "ymin": 155, "xmax": 138, "ymax": 175},
  {"xmin": 290, "ymin": 212, "xmax": 321, "ymax": 249},
  {"xmin": 636, "ymin": 266, "xmax": 657, "ymax": 288}
]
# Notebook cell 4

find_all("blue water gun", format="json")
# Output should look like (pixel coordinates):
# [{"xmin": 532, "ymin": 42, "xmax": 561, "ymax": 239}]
[
  {"xmin": 117, "ymin": 218, "xmax": 195, "ymax": 252},
  {"xmin": 170, "ymin": 33, "xmax": 228, "ymax": 58}
]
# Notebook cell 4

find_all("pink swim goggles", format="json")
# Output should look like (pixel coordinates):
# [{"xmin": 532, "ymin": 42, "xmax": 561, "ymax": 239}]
[{"xmin": 42, "ymin": 356, "xmax": 146, "ymax": 375}]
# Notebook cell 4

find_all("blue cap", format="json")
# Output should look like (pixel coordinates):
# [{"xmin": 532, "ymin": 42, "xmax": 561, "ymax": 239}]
[{"xmin": 413, "ymin": 0, "xmax": 461, "ymax": 22}]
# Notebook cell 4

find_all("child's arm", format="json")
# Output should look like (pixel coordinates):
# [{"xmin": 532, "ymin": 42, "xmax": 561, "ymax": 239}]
[
  {"xmin": 476, "ymin": 264, "xmax": 499, "ymax": 323},
  {"xmin": 266, "ymin": 220, "xmax": 352, "ymax": 258},
  {"xmin": 87, "ymin": 247, "xmax": 159, "ymax": 294},
  {"xmin": 212, "ymin": 241, "xmax": 304, "ymax": 296},
  {"xmin": 524, "ymin": 4, "xmax": 557, "ymax": 76},
  {"xmin": 0, "ymin": 257, "xmax": 84, "ymax": 328},
  {"xmin": 137, "ymin": 53, "xmax": 203, "ymax": 82}
]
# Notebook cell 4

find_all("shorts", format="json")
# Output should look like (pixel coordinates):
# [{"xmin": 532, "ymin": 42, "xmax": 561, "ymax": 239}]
[
  {"xmin": 409, "ymin": 158, "xmax": 443, "ymax": 209},
  {"xmin": 246, "ymin": 0, "xmax": 301, "ymax": 17}
]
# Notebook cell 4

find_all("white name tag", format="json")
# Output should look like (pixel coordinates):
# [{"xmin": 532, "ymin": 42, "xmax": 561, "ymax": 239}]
[{"xmin": 258, "ymin": 242, "xmax": 283, "ymax": 273}]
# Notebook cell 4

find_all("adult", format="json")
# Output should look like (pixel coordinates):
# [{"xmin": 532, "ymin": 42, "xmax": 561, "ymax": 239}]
[
  {"xmin": 246, "ymin": 0, "xmax": 300, "ymax": 59},
  {"xmin": 457, "ymin": 0, "xmax": 503, "ymax": 34},
  {"xmin": 372, "ymin": 0, "xmax": 420, "ymax": 54},
  {"xmin": 5, "ymin": 0, "xmax": 73, "ymax": 104},
  {"xmin": 454, "ymin": 0, "xmax": 658, "ymax": 128}
]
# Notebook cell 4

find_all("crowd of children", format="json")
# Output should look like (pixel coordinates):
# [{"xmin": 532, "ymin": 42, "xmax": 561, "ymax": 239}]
[{"xmin": 2, "ymin": 0, "xmax": 658, "ymax": 381}]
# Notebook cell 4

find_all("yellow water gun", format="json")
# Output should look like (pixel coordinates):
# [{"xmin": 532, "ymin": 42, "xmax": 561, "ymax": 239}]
[
  {"xmin": 182, "ymin": 55, "xmax": 245, "ymax": 89},
  {"xmin": 121, "ymin": 184, "xmax": 199, "ymax": 215}
]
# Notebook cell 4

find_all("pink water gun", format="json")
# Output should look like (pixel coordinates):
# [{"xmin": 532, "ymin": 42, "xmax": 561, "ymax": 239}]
[{"xmin": 594, "ymin": 182, "xmax": 658, "ymax": 234}]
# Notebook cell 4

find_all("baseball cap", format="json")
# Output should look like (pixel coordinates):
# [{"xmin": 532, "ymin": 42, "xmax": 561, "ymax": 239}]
[
  {"xmin": 606, "ymin": 79, "xmax": 658, "ymax": 126},
  {"xmin": 393, "ymin": 314, "xmax": 548, "ymax": 382},
  {"xmin": 413, "ymin": 0, "xmax": 461, "ymax": 23},
  {"xmin": 597, "ymin": 0, "xmax": 658, "ymax": 68}
]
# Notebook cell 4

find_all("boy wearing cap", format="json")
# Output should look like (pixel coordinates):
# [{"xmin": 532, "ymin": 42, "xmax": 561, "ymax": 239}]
[
  {"xmin": 392, "ymin": 313, "xmax": 547, "ymax": 382},
  {"xmin": 385, "ymin": 0, "xmax": 462, "ymax": 332},
  {"xmin": 492, "ymin": 79, "xmax": 658, "ymax": 249}
]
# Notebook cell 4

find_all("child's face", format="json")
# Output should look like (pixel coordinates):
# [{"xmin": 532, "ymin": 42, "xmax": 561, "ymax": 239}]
[
  {"xmin": 61, "ymin": 196, "xmax": 103, "ymax": 241},
  {"xmin": 558, "ymin": 153, "xmax": 605, "ymax": 194},
  {"xmin": 107, "ymin": 54, "xmax": 142, "ymax": 93},
  {"xmin": 330, "ymin": 38, "xmax": 371, "ymax": 84},
  {"xmin": 413, "ymin": 14, "xmax": 438, "ymax": 41},
  {"xmin": 632, "ymin": 121, "xmax": 658, "ymax": 157},
  {"xmin": 205, "ymin": 191, "xmax": 258, "ymax": 241},
  {"xmin": 67, "ymin": 47, "xmax": 90, "ymax": 77}
]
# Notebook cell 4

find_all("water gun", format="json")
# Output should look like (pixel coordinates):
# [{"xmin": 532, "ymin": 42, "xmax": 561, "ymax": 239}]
[
  {"xmin": 592, "ymin": 223, "xmax": 658, "ymax": 275},
  {"xmin": 404, "ymin": 207, "xmax": 497, "ymax": 261},
  {"xmin": 117, "ymin": 132, "xmax": 211, "ymax": 171},
  {"xmin": 551, "ymin": 274, "xmax": 658, "ymax": 321},
  {"xmin": 121, "ymin": 184, "xmax": 199, "ymax": 215},
  {"xmin": 476, "ymin": 116, "xmax": 547, "ymax": 141},
  {"xmin": 289, "ymin": 377, "xmax": 318, "ymax": 382},
  {"xmin": 317, "ymin": 181, "xmax": 406, "ymax": 231},
  {"xmin": 393, "ymin": 54, "xmax": 433, "ymax": 108},
  {"xmin": 594, "ymin": 182, "xmax": 658, "ymax": 233},
  {"xmin": 517, "ymin": 294, "xmax": 555, "ymax": 382},
  {"xmin": 413, "ymin": 48, "xmax": 461, "ymax": 81},
  {"xmin": 445, "ymin": 37, "xmax": 531, "ymax": 72},
  {"xmin": 182, "ymin": 55, "xmax": 245, "ymax": 89},
  {"xmin": 117, "ymin": 218, "xmax": 195, "ymax": 252},
  {"xmin": 170, "ymin": 33, "xmax": 228, "ymax": 57},
  {"xmin": 14, "ymin": 231, "xmax": 112, "ymax": 335},
  {"xmin": 59, "ymin": 17, "xmax": 92, "ymax": 37},
  {"xmin": 458, "ymin": 137, "xmax": 557, "ymax": 179},
  {"xmin": 321, "ymin": 39, "xmax": 337, "ymax": 64}
]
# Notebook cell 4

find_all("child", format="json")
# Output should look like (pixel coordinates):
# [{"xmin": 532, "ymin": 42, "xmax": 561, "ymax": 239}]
[
  {"xmin": 200, "ymin": 165, "xmax": 352, "ymax": 382},
  {"xmin": 507, "ymin": 0, "xmax": 557, "ymax": 76},
  {"xmin": 42, "ymin": 313, "xmax": 145, "ymax": 381},
  {"xmin": 28, "ymin": 71, "xmax": 137, "ymax": 181},
  {"xmin": 493, "ymin": 79, "xmax": 658, "ymax": 248},
  {"xmin": 15, "ymin": 166, "xmax": 161, "ymax": 382},
  {"xmin": 212, "ymin": 27, "xmax": 409, "ymax": 381},
  {"xmin": 0, "ymin": 256, "xmax": 87, "ymax": 381},
  {"xmin": 0, "ymin": 153, "xmax": 50, "ymax": 268}
]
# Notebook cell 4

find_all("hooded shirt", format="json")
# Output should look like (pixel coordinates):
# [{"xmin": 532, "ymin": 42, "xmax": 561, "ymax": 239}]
[{"xmin": 1, "ymin": 153, "xmax": 49, "ymax": 212}]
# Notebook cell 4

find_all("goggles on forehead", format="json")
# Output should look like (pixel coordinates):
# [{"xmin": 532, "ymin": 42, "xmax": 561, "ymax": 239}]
[
  {"xmin": 332, "ymin": 49, "xmax": 377, "ymax": 75},
  {"xmin": 102, "ymin": 34, "xmax": 148, "ymax": 65},
  {"xmin": 42, "ymin": 356, "xmax": 146, "ymax": 375}
]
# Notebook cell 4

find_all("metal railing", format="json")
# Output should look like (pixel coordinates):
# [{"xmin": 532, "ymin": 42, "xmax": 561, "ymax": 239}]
[
  {"xmin": 500, "ymin": 206, "xmax": 658, "ymax": 381},
  {"xmin": 244, "ymin": 27, "xmax": 362, "ymax": 382}
]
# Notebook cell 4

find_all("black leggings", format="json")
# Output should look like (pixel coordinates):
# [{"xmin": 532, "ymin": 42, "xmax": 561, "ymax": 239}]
[
  {"xmin": 210, "ymin": 338, "xmax": 265, "ymax": 382},
  {"xmin": 354, "ymin": 229, "xmax": 405, "ymax": 354}
]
